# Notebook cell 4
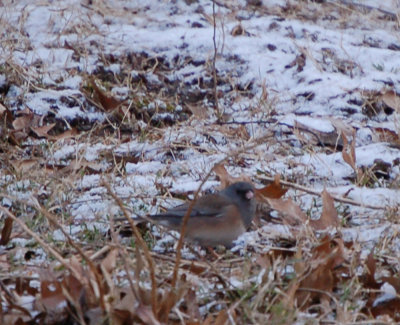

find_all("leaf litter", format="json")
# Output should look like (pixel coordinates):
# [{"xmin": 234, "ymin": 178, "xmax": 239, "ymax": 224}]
[{"xmin": 0, "ymin": 0, "xmax": 400, "ymax": 323}]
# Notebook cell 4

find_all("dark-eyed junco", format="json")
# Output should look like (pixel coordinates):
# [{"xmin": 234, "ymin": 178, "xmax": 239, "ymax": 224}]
[{"xmin": 147, "ymin": 182, "xmax": 256, "ymax": 247}]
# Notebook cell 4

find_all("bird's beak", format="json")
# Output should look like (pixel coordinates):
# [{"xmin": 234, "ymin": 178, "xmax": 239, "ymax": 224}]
[{"xmin": 246, "ymin": 190, "xmax": 254, "ymax": 200}]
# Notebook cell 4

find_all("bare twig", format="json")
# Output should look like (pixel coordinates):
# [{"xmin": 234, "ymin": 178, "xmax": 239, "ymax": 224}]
[
  {"xmin": 327, "ymin": 0, "xmax": 398, "ymax": 20},
  {"xmin": 212, "ymin": 0, "xmax": 220, "ymax": 117},
  {"xmin": 257, "ymin": 175, "xmax": 385, "ymax": 210}
]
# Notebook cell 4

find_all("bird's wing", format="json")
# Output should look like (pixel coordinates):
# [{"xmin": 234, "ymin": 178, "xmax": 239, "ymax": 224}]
[
  {"xmin": 149, "ymin": 194, "xmax": 233, "ymax": 227},
  {"xmin": 164, "ymin": 194, "xmax": 232, "ymax": 217}
]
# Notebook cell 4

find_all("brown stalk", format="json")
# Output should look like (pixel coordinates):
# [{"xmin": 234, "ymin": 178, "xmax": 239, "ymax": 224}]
[
  {"xmin": 108, "ymin": 218, "xmax": 139, "ymax": 302},
  {"xmin": 0, "ymin": 206, "xmax": 82, "ymax": 281},
  {"xmin": 212, "ymin": 0, "xmax": 220, "ymax": 118},
  {"xmin": 33, "ymin": 202, "xmax": 107, "ymax": 311},
  {"xmin": 103, "ymin": 181, "xmax": 158, "ymax": 314}
]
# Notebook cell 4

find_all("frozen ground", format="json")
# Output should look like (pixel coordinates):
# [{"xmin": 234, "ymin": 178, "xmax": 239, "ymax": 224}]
[{"xmin": 0, "ymin": 0, "xmax": 400, "ymax": 322}]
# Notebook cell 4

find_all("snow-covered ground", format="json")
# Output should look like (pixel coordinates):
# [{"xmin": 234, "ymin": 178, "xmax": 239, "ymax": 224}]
[{"xmin": 1, "ymin": 0, "xmax": 400, "ymax": 321}]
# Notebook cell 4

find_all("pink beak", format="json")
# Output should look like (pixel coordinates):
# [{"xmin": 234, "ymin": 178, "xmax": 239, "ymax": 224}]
[{"xmin": 245, "ymin": 190, "xmax": 254, "ymax": 200}]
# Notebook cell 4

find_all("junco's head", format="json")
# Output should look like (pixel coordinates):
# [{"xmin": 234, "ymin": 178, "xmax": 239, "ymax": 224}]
[{"xmin": 147, "ymin": 181, "xmax": 256, "ymax": 247}]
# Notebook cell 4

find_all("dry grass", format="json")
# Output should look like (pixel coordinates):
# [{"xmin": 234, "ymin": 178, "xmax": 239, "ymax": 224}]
[{"xmin": 0, "ymin": 0, "xmax": 400, "ymax": 324}]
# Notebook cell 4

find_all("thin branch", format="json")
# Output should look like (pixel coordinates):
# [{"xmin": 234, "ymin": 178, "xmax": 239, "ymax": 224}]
[
  {"xmin": 212, "ymin": 0, "xmax": 220, "ymax": 117},
  {"xmin": 327, "ymin": 0, "xmax": 398, "ymax": 20},
  {"xmin": 258, "ymin": 175, "xmax": 385, "ymax": 210}
]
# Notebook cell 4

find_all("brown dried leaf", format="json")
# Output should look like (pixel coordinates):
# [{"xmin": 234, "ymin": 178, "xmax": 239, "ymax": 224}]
[
  {"xmin": 296, "ymin": 236, "xmax": 344, "ymax": 307},
  {"xmin": 214, "ymin": 309, "xmax": 235, "ymax": 325},
  {"xmin": 0, "ymin": 104, "xmax": 13, "ymax": 126},
  {"xmin": 49, "ymin": 128, "xmax": 79, "ymax": 140},
  {"xmin": 330, "ymin": 118, "xmax": 357, "ymax": 171},
  {"xmin": 382, "ymin": 276, "xmax": 400, "ymax": 293},
  {"xmin": 91, "ymin": 80, "xmax": 122, "ymax": 111},
  {"xmin": 231, "ymin": 24, "xmax": 246, "ymax": 36},
  {"xmin": 11, "ymin": 159, "xmax": 39, "ymax": 174},
  {"xmin": 373, "ymin": 127, "xmax": 400, "ymax": 145},
  {"xmin": 371, "ymin": 298, "xmax": 400, "ymax": 321},
  {"xmin": 184, "ymin": 289, "xmax": 201, "ymax": 322},
  {"xmin": 280, "ymin": 280, "xmax": 300, "ymax": 310},
  {"xmin": 0, "ymin": 102, "xmax": 6, "ymax": 114},
  {"xmin": 213, "ymin": 164, "xmax": 251, "ymax": 188},
  {"xmin": 256, "ymin": 175, "xmax": 288, "ymax": 199},
  {"xmin": 181, "ymin": 261, "xmax": 208, "ymax": 275},
  {"xmin": 266, "ymin": 198, "xmax": 307, "ymax": 226},
  {"xmin": 0, "ymin": 217, "xmax": 13, "ymax": 245},
  {"xmin": 381, "ymin": 90, "xmax": 400, "ymax": 113},
  {"xmin": 31, "ymin": 123, "xmax": 56, "ymax": 138},
  {"xmin": 39, "ymin": 279, "xmax": 66, "ymax": 311},
  {"xmin": 330, "ymin": 117, "xmax": 355, "ymax": 138},
  {"xmin": 310, "ymin": 189, "xmax": 339, "ymax": 230},
  {"xmin": 342, "ymin": 131, "xmax": 357, "ymax": 172},
  {"xmin": 111, "ymin": 289, "xmax": 136, "ymax": 324},
  {"xmin": 62, "ymin": 274, "xmax": 85, "ymax": 305},
  {"xmin": 364, "ymin": 248, "xmax": 378, "ymax": 288},
  {"xmin": 136, "ymin": 303, "xmax": 161, "ymax": 325},
  {"xmin": 12, "ymin": 113, "xmax": 34, "ymax": 131},
  {"xmin": 255, "ymin": 253, "xmax": 271, "ymax": 270},
  {"xmin": 202, "ymin": 314, "xmax": 214, "ymax": 325},
  {"xmin": 16, "ymin": 277, "xmax": 39, "ymax": 296},
  {"xmin": 101, "ymin": 248, "xmax": 118, "ymax": 275},
  {"xmin": 186, "ymin": 103, "xmax": 209, "ymax": 119},
  {"xmin": 297, "ymin": 261, "xmax": 334, "ymax": 306},
  {"xmin": 9, "ymin": 131, "xmax": 27, "ymax": 145}
]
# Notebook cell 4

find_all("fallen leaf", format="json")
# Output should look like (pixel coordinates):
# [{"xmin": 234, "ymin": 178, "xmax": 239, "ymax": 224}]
[
  {"xmin": 213, "ymin": 164, "xmax": 251, "ymax": 188},
  {"xmin": 12, "ymin": 114, "xmax": 33, "ymax": 131},
  {"xmin": 91, "ymin": 79, "xmax": 122, "ymax": 111},
  {"xmin": 330, "ymin": 117, "xmax": 355, "ymax": 138},
  {"xmin": 214, "ymin": 309, "xmax": 235, "ymax": 325},
  {"xmin": 280, "ymin": 280, "xmax": 300, "ymax": 310},
  {"xmin": 11, "ymin": 159, "xmax": 40, "ymax": 174},
  {"xmin": 310, "ymin": 189, "xmax": 339, "ymax": 230},
  {"xmin": 62, "ymin": 274, "xmax": 85, "ymax": 305},
  {"xmin": 101, "ymin": 248, "xmax": 118, "ymax": 275},
  {"xmin": 16, "ymin": 277, "xmax": 39, "ymax": 296},
  {"xmin": 373, "ymin": 127, "xmax": 400, "ymax": 145},
  {"xmin": 38, "ymin": 279, "xmax": 66, "ymax": 311},
  {"xmin": 266, "ymin": 198, "xmax": 307, "ymax": 226},
  {"xmin": 256, "ymin": 175, "xmax": 288, "ymax": 199},
  {"xmin": 0, "ymin": 217, "xmax": 13, "ymax": 245},
  {"xmin": 330, "ymin": 118, "xmax": 357, "ymax": 172},
  {"xmin": 136, "ymin": 302, "xmax": 161, "ymax": 325},
  {"xmin": 31, "ymin": 123, "xmax": 56, "ymax": 138},
  {"xmin": 186, "ymin": 103, "xmax": 209, "ymax": 119},
  {"xmin": 381, "ymin": 90, "xmax": 400, "ymax": 113},
  {"xmin": 296, "ymin": 236, "xmax": 344, "ymax": 308},
  {"xmin": 231, "ymin": 24, "xmax": 246, "ymax": 36},
  {"xmin": 9, "ymin": 130, "xmax": 27, "ymax": 145},
  {"xmin": 184, "ymin": 289, "xmax": 201, "ymax": 322},
  {"xmin": 341, "ymin": 130, "xmax": 357, "ymax": 172},
  {"xmin": 364, "ymin": 248, "xmax": 378, "ymax": 289},
  {"xmin": 49, "ymin": 128, "xmax": 79, "ymax": 140},
  {"xmin": 0, "ymin": 103, "xmax": 8, "ymax": 115}
]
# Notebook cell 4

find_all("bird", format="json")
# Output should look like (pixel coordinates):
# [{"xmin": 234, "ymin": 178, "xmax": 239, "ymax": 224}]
[{"xmin": 146, "ymin": 181, "xmax": 256, "ymax": 247}]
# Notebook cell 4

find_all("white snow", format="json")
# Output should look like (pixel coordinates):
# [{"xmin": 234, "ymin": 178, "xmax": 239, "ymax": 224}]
[{"xmin": 1, "ymin": 1, "xmax": 400, "ymax": 311}]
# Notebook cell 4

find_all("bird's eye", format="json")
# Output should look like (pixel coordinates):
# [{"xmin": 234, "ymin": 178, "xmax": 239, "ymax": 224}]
[{"xmin": 237, "ymin": 189, "xmax": 253, "ymax": 200}]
